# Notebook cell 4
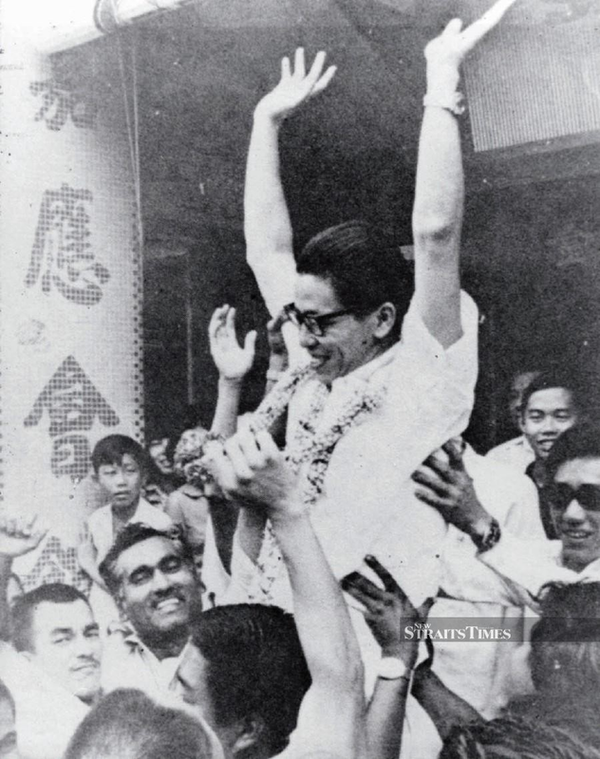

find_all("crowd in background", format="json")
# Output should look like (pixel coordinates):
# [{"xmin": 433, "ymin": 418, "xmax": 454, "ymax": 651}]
[{"xmin": 2, "ymin": 1, "xmax": 600, "ymax": 758}]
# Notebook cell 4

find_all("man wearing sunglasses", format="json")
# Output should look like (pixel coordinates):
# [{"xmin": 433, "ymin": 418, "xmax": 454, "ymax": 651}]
[{"xmin": 413, "ymin": 423, "xmax": 600, "ymax": 605}]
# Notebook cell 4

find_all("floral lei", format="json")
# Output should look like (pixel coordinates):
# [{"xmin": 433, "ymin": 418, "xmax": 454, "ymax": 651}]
[{"xmin": 246, "ymin": 361, "xmax": 385, "ymax": 602}]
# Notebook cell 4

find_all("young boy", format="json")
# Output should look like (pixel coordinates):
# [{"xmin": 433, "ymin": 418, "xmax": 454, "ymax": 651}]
[{"xmin": 77, "ymin": 434, "xmax": 174, "ymax": 630}]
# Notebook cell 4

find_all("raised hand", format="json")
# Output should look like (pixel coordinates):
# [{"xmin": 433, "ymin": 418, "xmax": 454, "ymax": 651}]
[
  {"xmin": 342, "ymin": 555, "xmax": 434, "ymax": 668},
  {"xmin": 0, "ymin": 512, "xmax": 47, "ymax": 558},
  {"xmin": 411, "ymin": 438, "xmax": 491, "ymax": 537},
  {"xmin": 209, "ymin": 305, "xmax": 257, "ymax": 381},
  {"xmin": 255, "ymin": 48, "xmax": 337, "ymax": 123},
  {"xmin": 205, "ymin": 428, "xmax": 302, "ymax": 517},
  {"xmin": 425, "ymin": 0, "xmax": 517, "ymax": 70}
]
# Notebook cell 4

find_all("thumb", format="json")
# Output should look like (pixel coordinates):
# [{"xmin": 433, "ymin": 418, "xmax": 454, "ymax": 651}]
[
  {"xmin": 244, "ymin": 330, "xmax": 257, "ymax": 355},
  {"xmin": 443, "ymin": 17, "xmax": 463, "ymax": 36}
]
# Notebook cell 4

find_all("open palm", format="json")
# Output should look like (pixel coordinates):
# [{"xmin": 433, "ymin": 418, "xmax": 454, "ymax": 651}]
[
  {"xmin": 209, "ymin": 305, "xmax": 257, "ymax": 380},
  {"xmin": 257, "ymin": 48, "xmax": 337, "ymax": 123}
]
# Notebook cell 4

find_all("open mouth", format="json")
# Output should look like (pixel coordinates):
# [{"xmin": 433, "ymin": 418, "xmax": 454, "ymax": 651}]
[
  {"xmin": 561, "ymin": 529, "xmax": 594, "ymax": 542},
  {"xmin": 154, "ymin": 596, "xmax": 186, "ymax": 613}
]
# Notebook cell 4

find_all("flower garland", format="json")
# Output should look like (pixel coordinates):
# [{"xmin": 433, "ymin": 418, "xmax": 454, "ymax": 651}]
[{"xmin": 246, "ymin": 365, "xmax": 385, "ymax": 603}]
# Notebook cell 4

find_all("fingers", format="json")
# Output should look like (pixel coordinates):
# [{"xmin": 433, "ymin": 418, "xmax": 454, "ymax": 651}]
[
  {"xmin": 461, "ymin": 0, "xmax": 517, "ymax": 51},
  {"xmin": 311, "ymin": 65, "xmax": 337, "ymax": 97},
  {"xmin": 281, "ymin": 55, "xmax": 291, "ymax": 80},
  {"xmin": 225, "ymin": 305, "xmax": 237, "ymax": 338},
  {"xmin": 293, "ymin": 47, "xmax": 306, "ymax": 79},
  {"xmin": 243, "ymin": 330, "xmax": 257, "ymax": 357},
  {"xmin": 341, "ymin": 571, "xmax": 387, "ymax": 606},
  {"xmin": 364, "ymin": 554, "xmax": 402, "ymax": 596},
  {"xmin": 412, "ymin": 464, "xmax": 451, "ymax": 498},
  {"xmin": 442, "ymin": 437, "xmax": 466, "ymax": 471},
  {"xmin": 224, "ymin": 436, "xmax": 255, "ymax": 482},
  {"xmin": 208, "ymin": 304, "xmax": 229, "ymax": 342}
]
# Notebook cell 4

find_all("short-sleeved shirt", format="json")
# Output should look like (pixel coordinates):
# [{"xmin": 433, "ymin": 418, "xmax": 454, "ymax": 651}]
[{"xmin": 86, "ymin": 497, "xmax": 174, "ymax": 564}]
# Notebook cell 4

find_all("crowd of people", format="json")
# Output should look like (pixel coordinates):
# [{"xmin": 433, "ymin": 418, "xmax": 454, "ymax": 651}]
[{"xmin": 2, "ymin": 1, "xmax": 600, "ymax": 757}]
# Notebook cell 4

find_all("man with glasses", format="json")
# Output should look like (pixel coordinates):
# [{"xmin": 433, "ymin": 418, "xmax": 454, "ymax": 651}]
[
  {"xmin": 413, "ymin": 423, "xmax": 600, "ymax": 604},
  {"xmin": 205, "ymin": 1, "xmax": 519, "ymax": 690}
]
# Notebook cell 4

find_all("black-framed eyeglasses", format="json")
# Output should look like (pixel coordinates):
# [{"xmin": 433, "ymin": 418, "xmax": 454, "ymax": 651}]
[
  {"xmin": 283, "ymin": 303, "xmax": 356, "ymax": 337},
  {"xmin": 548, "ymin": 483, "xmax": 600, "ymax": 513}
]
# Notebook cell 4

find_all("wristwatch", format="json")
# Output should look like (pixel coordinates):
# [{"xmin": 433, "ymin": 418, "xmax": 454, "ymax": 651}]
[{"xmin": 377, "ymin": 657, "xmax": 411, "ymax": 680}]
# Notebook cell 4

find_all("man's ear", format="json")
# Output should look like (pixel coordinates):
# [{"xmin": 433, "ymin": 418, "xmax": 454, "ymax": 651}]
[
  {"xmin": 372, "ymin": 302, "xmax": 397, "ymax": 341},
  {"xmin": 231, "ymin": 715, "xmax": 266, "ymax": 755}
]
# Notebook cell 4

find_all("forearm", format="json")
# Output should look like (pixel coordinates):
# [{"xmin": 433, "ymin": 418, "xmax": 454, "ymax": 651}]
[
  {"xmin": 272, "ymin": 509, "xmax": 363, "ymax": 689},
  {"xmin": 412, "ymin": 667, "xmax": 483, "ymax": 740},
  {"xmin": 210, "ymin": 378, "xmax": 243, "ymax": 438},
  {"xmin": 412, "ymin": 64, "xmax": 463, "ymax": 347},
  {"xmin": 235, "ymin": 506, "xmax": 266, "ymax": 567},
  {"xmin": 0, "ymin": 556, "xmax": 13, "ymax": 640},
  {"xmin": 244, "ymin": 109, "xmax": 293, "ymax": 270},
  {"xmin": 367, "ymin": 677, "xmax": 412, "ymax": 759}
]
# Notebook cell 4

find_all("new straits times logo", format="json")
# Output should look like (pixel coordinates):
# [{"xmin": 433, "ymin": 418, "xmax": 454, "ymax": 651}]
[{"xmin": 404, "ymin": 621, "xmax": 513, "ymax": 641}]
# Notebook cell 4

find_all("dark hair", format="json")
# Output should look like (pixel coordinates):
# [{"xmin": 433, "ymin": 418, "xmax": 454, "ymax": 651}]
[
  {"xmin": 529, "ymin": 582, "xmax": 600, "ymax": 693},
  {"xmin": 99, "ymin": 522, "xmax": 194, "ymax": 597},
  {"xmin": 440, "ymin": 715, "xmax": 600, "ymax": 759},
  {"xmin": 296, "ymin": 220, "xmax": 413, "ymax": 341},
  {"xmin": 91, "ymin": 434, "xmax": 148, "ymax": 475},
  {"xmin": 546, "ymin": 423, "xmax": 600, "ymax": 481},
  {"xmin": 0, "ymin": 678, "xmax": 15, "ymax": 716},
  {"xmin": 520, "ymin": 371, "xmax": 583, "ymax": 420},
  {"xmin": 190, "ymin": 604, "xmax": 311, "ymax": 755},
  {"xmin": 65, "ymin": 689, "xmax": 216, "ymax": 759},
  {"xmin": 11, "ymin": 583, "xmax": 90, "ymax": 653}
]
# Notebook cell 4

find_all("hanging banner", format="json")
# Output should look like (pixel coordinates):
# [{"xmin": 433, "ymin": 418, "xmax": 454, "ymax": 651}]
[{"xmin": 0, "ymin": 1, "xmax": 143, "ymax": 588}]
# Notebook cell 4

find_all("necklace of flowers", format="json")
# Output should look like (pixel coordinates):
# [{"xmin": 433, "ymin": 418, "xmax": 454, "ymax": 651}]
[{"xmin": 246, "ymin": 364, "xmax": 385, "ymax": 603}]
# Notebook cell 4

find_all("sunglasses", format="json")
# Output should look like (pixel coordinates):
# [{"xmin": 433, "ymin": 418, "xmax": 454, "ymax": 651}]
[
  {"xmin": 283, "ymin": 303, "xmax": 356, "ymax": 337},
  {"xmin": 549, "ymin": 483, "xmax": 600, "ymax": 513}
]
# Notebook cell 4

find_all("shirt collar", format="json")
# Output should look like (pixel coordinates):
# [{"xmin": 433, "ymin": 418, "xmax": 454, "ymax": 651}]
[{"xmin": 330, "ymin": 342, "xmax": 397, "ymax": 390}]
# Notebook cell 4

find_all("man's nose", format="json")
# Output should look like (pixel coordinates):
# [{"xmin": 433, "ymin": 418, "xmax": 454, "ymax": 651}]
[
  {"xmin": 540, "ymin": 415, "xmax": 559, "ymax": 433},
  {"xmin": 74, "ymin": 634, "xmax": 99, "ymax": 659},
  {"xmin": 562, "ymin": 498, "xmax": 587, "ymax": 521},
  {"xmin": 152, "ymin": 569, "xmax": 172, "ymax": 591},
  {"xmin": 298, "ymin": 325, "xmax": 319, "ymax": 349}
]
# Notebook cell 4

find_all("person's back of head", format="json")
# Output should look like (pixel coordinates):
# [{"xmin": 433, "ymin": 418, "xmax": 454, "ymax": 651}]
[
  {"xmin": 64, "ymin": 689, "xmax": 218, "ymax": 759},
  {"xmin": 297, "ymin": 220, "xmax": 413, "ymax": 342},
  {"xmin": 529, "ymin": 581, "xmax": 600, "ymax": 695},
  {"xmin": 546, "ymin": 422, "xmax": 600, "ymax": 481},
  {"xmin": 188, "ymin": 604, "xmax": 311, "ymax": 756},
  {"xmin": 440, "ymin": 716, "xmax": 600, "ymax": 758},
  {"xmin": 91, "ymin": 434, "xmax": 148, "ymax": 476}
]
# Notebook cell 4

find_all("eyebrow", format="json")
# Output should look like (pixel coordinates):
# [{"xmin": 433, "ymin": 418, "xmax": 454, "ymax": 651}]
[
  {"xmin": 85, "ymin": 623, "xmax": 100, "ymax": 634},
  {"xmin": 50, "ymin": 627, "xmax": 74, "ymax": 636}
]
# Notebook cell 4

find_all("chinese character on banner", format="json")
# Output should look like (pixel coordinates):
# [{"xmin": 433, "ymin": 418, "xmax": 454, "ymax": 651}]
[
  {"xmin": 25, "ymin": 184, "xmax": 110, "ymax": 306},
  {"xmin": 25, "ymin": 356, "xmax": 120, "ymax": 481},
  {"xmin": 30, "ymin": 79, "xmax": 97, "ymax": 131}
]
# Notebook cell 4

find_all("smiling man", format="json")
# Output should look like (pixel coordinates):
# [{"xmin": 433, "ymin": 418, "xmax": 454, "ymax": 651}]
[
  {"xmin": 413, "ymin": 423, "xmax": 600, "ymax": 606},
  {"xmin": 519, "ymin": 372, "xmax": 582, "ymax": 538},
  {"xmin": 98, "ymin": 523, "xmax": 203, "ymax": 698},
  {"xmin": 209, "ymin": 4, "xmax": 504, "ymax": 625}
]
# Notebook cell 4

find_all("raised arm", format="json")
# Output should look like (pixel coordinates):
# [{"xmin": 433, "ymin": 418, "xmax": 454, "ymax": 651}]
[
  {"xmin": 210, "ymin": 428, "xmax": 366, "ymax": 758},
  {"xmin": 0, "ymin": 512, "xmax": 47, "ymax": 640},
  {"xmin": 244, "ymin": 48, "xmax": 336, "ymax": 318},
  {"xmin": 412, "ymin": 0, "xmax": 517, "ymax": 348},
  {"xmin": 208, "ymin": 304, "xmax": 256, "ymax": 439}
]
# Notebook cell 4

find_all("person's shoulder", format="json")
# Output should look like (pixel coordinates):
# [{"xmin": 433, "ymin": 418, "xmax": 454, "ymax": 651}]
[
  {"xmin": 87, "ymin": 502, "xmax": 112, "ymax": 527},
  {"xmin": 133, "ymin": 498, "xmax": 174, "ymax": 527}
]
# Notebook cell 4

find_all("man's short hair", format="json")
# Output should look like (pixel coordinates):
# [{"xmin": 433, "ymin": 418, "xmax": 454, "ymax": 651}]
[
  {"xmin": 296, "ymin": 220, "xmax": 413, "ymax": 340},
  {"xmin": 190, "ymin": 604, "xmax": 311, "ymax": 755},
  {"xmin": 99, "ymin": 522, "xmax": 194, "ymax": 598},
  {"xmin": 91, "ymin": 434, "xmax": 148, "ymax": 475},
  {"xmin": 0, "ymin": 677, "xmax": 15, "ymax": 716},
  {"xmin": 65, "ymin": 689, "xmax": 218, "ymax": 759},
  {"xmin": 546, "ymin": 423, "xmax": 600, "ymax": 481},
  {"xmin": 520, "ymin": 370, "xmax": 583, "ymax": 418},
  {"xmin": 11, "ymin": 583, "xmax": 90, "ymax": 653}
]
